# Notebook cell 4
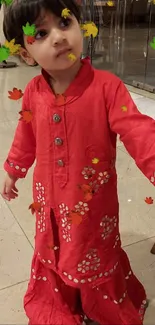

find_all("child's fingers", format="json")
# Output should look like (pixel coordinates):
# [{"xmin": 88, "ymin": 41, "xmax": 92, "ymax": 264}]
[{"xmin": 13, "ymin": 185, "xmax": 18, "ymax": 192}]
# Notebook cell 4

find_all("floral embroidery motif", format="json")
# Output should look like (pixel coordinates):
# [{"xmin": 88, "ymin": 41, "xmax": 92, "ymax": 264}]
[
  {"xmin": 100, "ymin": 215, "xmax": 117, "ymax": 240},
  {"xmin": 74, "ymin": 201, "xmax": 89, "ymax": 215},
  {"xmin": 58, "ymin": 204, "xmax": 71, "ymax": 242},
  {"xmin": 138, "ymin": 300, "xmax": 147, "ymax": 320},
  {"xmin": 82, "ymin": 166, "xmax": 96, "ymax": 179},
  {"xmin": 61, "ymin": 216, "xmax": 71, "ymax": 242},
  {"xmin": 35, "ymin": 182, "xmax": 46, "ymax": 233},
  {"xmin": 77, "ymin": 249, "xmax": 100, "ymax": 274},
  {"xmin": 98, "ymin": 171, "xmax": 110, "ymax": 185},
  {"xmin": 63, "ymin": 261, "xmax": 119, "ymax": 285},
  {"xmin": 59, "ymin": 203, "xmax": 69, "ymax": 216},
  {"xmin": 150, "ymin": 171, "xmax": 155, "ymax": 183},
  {"xmin": 6, "ymin": 159, "xmax": 26, "ymax": 173},
  {"xmin": 88, "ymin": 180, "xmax": 100, "ymax": 193},
  {"xmin": 113, "ymin": 235, "xmax": 120, "ymax": 248},
  {"xmin": 32, "ymin": 268, "xmax": 47, "ymax": 282}
]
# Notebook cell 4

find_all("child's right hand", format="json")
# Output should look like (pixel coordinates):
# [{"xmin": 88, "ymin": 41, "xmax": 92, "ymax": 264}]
[{"xmin": 1, "ymin": 173, "xmax": 19, "ymax": 201}]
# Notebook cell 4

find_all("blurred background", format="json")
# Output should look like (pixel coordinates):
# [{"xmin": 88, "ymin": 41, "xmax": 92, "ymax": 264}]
[{"xmin": 81, "ymin": 0, "xmax": 155, "ymax": 93}]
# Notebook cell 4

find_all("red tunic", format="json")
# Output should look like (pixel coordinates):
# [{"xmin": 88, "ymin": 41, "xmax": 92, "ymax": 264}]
[{"xmin": 4, "ymin": 58, "xmax": 154, "ymax": 324}]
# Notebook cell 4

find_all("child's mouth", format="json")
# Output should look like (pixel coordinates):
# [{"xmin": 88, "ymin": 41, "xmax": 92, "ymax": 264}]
[{"xmin": 56, "ymin": 48, "xmax": 71, "ymax": 57}]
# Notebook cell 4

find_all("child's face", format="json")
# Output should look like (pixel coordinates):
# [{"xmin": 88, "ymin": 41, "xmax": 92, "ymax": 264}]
[{"xmin": 22, "ymin": 10, "xmax": 83, "ymax": 71}]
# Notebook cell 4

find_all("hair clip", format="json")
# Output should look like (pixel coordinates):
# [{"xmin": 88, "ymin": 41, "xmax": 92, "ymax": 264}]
[{"xmin": 22, "ymin": 22, "xmax": 36, "ymax": 44}]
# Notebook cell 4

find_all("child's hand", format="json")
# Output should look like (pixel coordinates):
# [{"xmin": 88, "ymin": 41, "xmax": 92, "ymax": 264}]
[{"xmin": 1, "ymin": 173, "xmax": 19, "ymax": 201}]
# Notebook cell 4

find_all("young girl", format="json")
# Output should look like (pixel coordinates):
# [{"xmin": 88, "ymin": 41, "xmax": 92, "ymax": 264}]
[{"xmin": 1, "ymin": 0, "xmax": 155, "ymax": 324}]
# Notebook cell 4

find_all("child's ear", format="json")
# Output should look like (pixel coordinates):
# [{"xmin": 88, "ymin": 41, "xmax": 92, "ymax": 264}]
[{"xmin": 19, "ymin": 47, "xmax": 36, "ymax": 66}]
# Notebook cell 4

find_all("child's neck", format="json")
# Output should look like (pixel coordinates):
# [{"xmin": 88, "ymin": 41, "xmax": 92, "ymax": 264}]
[{"xmin": 48, "ymin": 59, "xmax": 81, "ymax": 95}]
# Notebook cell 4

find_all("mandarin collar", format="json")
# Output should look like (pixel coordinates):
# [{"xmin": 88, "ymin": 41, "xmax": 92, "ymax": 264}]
[{"xmin": 40, "ymin": 57, "xmax": 94, "ymax": 105}]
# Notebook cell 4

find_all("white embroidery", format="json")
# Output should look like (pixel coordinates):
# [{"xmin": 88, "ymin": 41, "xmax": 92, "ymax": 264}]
[
  {"xmin": 59, "ymin": 203, "xmax": 69, "ymax": 216},
  {"xmin": 77, "ymin": 249, "xmax": 100, "ymax": 274},
  {"xmin": 36, "ymin": 183, "xmax": 46, "ymax": 233},
  {"xmin": 7, "ymin": 159, "xmax": 27, "ymax": 173},
  {"xmin": 150, "ymin": 172, "xmax": 155, "ymax": 183},
  {"xmin": 98, "ymin": 171, "xmax": 110, "ymax": 185},
  {"xmin": 113, "ymin": 235, "xmax": 120, "ymax": 248},
  {"xmin": 32, "ymin": 268, "xmax": 47, "ymax": 282},
  {"xmin": 61, "ymin": 216, "xmax": 71, "ymax": 242},
  {"xmin": 82, "ymin": 166, "xmax": 96, "ymax": 180},
  {"xmin": 74, "ymin": 201, "xmax": 89, "ymax": 215},
  {"xmin": 125, "ymin": 270, "xmax": 132, "ymax": 280},
  {"xmin": 89, "ymin": 180, "xmax": 100, "ymax": 193},
  {"xmin": 139, "ymin": 300, "xmax": 147, "ymax": 320},
  {"xmin": 100, "ymin": 215, "xmax": 117, "ymax": 240}
]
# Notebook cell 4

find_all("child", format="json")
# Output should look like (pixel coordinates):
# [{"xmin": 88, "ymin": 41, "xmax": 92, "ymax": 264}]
[{"xmin": 1, "ymin": 0, "xmax": 154, "ymax": 324}]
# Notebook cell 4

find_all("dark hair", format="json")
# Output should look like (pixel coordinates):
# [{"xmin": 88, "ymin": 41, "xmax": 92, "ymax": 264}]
[{"xmin": 3, "ymin": 0, "xmax": 81, "ymax": 47}]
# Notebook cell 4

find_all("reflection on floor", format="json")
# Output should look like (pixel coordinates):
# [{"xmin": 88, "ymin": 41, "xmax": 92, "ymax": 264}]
[{"xmin": 0, "ymin": 62, "xmax": 155, "ymax": 324}]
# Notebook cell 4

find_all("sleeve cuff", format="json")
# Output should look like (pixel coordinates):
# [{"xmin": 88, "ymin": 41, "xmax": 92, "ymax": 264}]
[{"xmin": 4, "ymin": 159, "xmax": 28, "ymax": 178}]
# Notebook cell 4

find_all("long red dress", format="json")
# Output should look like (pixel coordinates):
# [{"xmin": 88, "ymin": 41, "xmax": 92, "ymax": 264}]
[{"xmin": 4, "ymin": 58, "xmax": 154, "ymax": 324}]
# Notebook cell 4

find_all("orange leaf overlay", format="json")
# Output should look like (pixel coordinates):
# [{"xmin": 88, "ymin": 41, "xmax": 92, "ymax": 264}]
[
  {"xmin": 79, "ymin": 184, "xmax": 93, "ymax": 202},
  {"xmin": 27, "ymin": 35, "xmax": 35, "ymax": 44},
  {"xmin": 68, "ymin": 211, "xmax": 83, "ymax": 225},
  {"xmin": 92, "ymin": 158, "xmax": 99, "ymax": 164},
  {"xmin": 8, "ymin": 87, "xmax": 24, "ymax": 100},
  {"xmin": 145, "ymin": 197, "xmax": 153, "ymax": 204},
  {"xmin": 29, "ymin": 202, "xmax": 42, "ymax": 214},
  {"xmin": 19, "ymin": 110, "xmax": 33, "ymax": 123}
]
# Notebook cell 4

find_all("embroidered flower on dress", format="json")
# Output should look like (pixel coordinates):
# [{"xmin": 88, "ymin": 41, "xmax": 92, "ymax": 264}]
[
  {"xmin": 98, "ymin": 171, "xmax": 110, "ymax": 185},
  {"xmin": 77, "ymin": 249, "xmax": 100, "ymax": 274},
  {"xmin": 100, "ymin": 215, "xmax": 117, "ymax": 240},
  {"xmin": 82, "ymin": 166, "xmax": 96, "ymax": 180},
  {"xmin": 35, "ymin": 182, "xmax": 46, "ymax": 233},
  {"xmin": 89, "ymin": 180, "xmax": 100, "ymax": 193},
  {"xmin": 59, "ymin": 203, "xmax": 69, "ymax": 217},
  {"xmin": 61, "ymin": 216, "xmax": 71, "ymax": 242},
  {"xmin": 150, "ymin": 171, "xmax": 155, "ymax": 183},
  {"xmin": 74, "ymin": 201, "xmax": 89, "ymax": 215}
]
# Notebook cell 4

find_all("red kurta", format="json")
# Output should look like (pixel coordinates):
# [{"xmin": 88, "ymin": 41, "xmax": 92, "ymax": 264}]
[{"xmin": 4, "ymin": 58, "xmax": 154, "ymax": 324}]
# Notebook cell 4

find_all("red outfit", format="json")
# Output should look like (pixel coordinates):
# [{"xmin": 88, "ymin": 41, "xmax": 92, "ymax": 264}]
[{"xmin": 4, "ymin": 58, "xmax": 154, "ymax": 324}]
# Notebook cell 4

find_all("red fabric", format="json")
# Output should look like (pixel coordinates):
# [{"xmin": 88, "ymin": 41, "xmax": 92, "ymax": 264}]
[{"xmin": 4, "ymin": 58, "xmax": 153, "ymax": 324}]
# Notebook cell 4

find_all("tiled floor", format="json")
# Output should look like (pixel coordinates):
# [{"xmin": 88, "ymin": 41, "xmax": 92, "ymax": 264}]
[{"xmin": 0, "ymin": 61, "xmax": 155, "ymax": 324}]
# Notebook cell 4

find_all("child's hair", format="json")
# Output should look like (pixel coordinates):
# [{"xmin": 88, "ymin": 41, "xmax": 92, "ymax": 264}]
[{"xmin": 3, "ymin": 0, "xmax": 81, "ymax": 47}]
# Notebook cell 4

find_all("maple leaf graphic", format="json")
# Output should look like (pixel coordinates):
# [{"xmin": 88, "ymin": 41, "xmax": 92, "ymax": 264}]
[
  {"xmin": 150, "ymin": 37, "xmax": 155, "ymax": 50},
  {"xmin": 92, "ymin": 158, "xmax": 99, "ymax": 164},
  {"xmin": 27, "ymin": 36, "xmax": 35, "ymax": 44},
  {"xmin": 29, "ymin": 202, "xmax": 42, "ymax": 215},
  {"xmin": 145, "ymin": 197, "xmax": 153, "ymax": 204},
  {"xmin": 68, "ymin": 53, "xmax": 76, "ymax": 61},
  {"xmin": 19, "ymin": 110, "xmax": 33, "ymax": 123},
  {"xmin": 4, "ymin": 39, "xmax": 21, "ymax": 55},
  {"xmin": 68, "ymin": 211, "xmax": 83, "ymax": 225},
  {"xmin": 8, "ymin": 88, "xmax": 24, "ymax": 100},
  {"xmin": 0, "ymin": 0, "xmax": 13, "ymax": 5},
  {"xmin": 81, "ymin": 22, "xmax": 98, "ymax": 38},
  {"xmin": 107, "ymin": 1, "xmax": 114, "ymax": 6},
  {"xmin": 61, "ymin": 8, "xmax": 70, "ymax": 18},
  {"xmin": 121, "ymin": 105, "xmax": 128, "ymax": 112},
  {"xmin": 22, "ymin": 22, "xmax": 36, "ymax": 36},
  {"xmin": 0, "ymin": 46, "xmax": 10, "ymax": 62}
]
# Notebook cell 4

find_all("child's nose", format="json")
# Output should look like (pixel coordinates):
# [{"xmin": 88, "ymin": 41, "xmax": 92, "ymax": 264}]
[{"xmin": 51, "ymin": 28, "xmax": 66, "ymax": 46}]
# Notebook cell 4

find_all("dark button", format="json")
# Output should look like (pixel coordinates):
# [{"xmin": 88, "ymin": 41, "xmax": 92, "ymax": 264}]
[
  {"xmin": 55, "ymin": 138, "xmax": 63, "ymax": 146},
  {"xmin": 53, "ymin": 114, "xmax": 61, "ymax": 123},
  {"xmin": 57, "ymin": 159, "xmax": 64, "ymax": 167}
]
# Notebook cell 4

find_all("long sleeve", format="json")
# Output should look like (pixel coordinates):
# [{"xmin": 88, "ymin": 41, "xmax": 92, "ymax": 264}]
[
  {"xmin": 4, "ymin": 85, "xmax": 36, "ymax": 178},
  {"xmin": 107, "ymin": 74, "xmax": 155, "ymax": 184}
]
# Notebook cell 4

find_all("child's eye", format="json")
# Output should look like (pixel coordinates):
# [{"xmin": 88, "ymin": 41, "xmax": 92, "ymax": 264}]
[
  {"xmin": 59, "ymin": 17, "xmax": 71, "ymax": 28},
  {"xmin": 35, "ymin": 30, "xmax": 47, "ymax": 40}
]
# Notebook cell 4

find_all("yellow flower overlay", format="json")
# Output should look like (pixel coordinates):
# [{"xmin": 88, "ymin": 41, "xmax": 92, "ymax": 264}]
[
  {"xmin": 92, "ymin": 158, "xmax": 100, "ymax": 164},
  {"xmin": 107, "ymin": 1, "xmax": 114, "ymax": 6},
  {"xmin": 121, "ymin": 105, "xmax": 128, "ymax": 112},
  {"xmin": 68, "ymin": 53, "xmax": 76, "ymax": 61},
  {"xmin": 4, "ymin": 39, "xmax": 21, "ymax": 55},
  {"xmin": 81, "ymin": 22, "xmax": 98, "ymax": 38},
  {"xmin": 61, "ymin": 8, "xmax": 70, "ymax": 18}
]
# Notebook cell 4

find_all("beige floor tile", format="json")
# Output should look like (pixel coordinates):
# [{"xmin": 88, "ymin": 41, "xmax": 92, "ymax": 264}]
[
  {"xmin": 0, "ymin": 195, "xmax": 33, "ymax": 289},
  {"xmin": 0, "ymin": 282, "xmax": 28, "ymax": 324}
]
